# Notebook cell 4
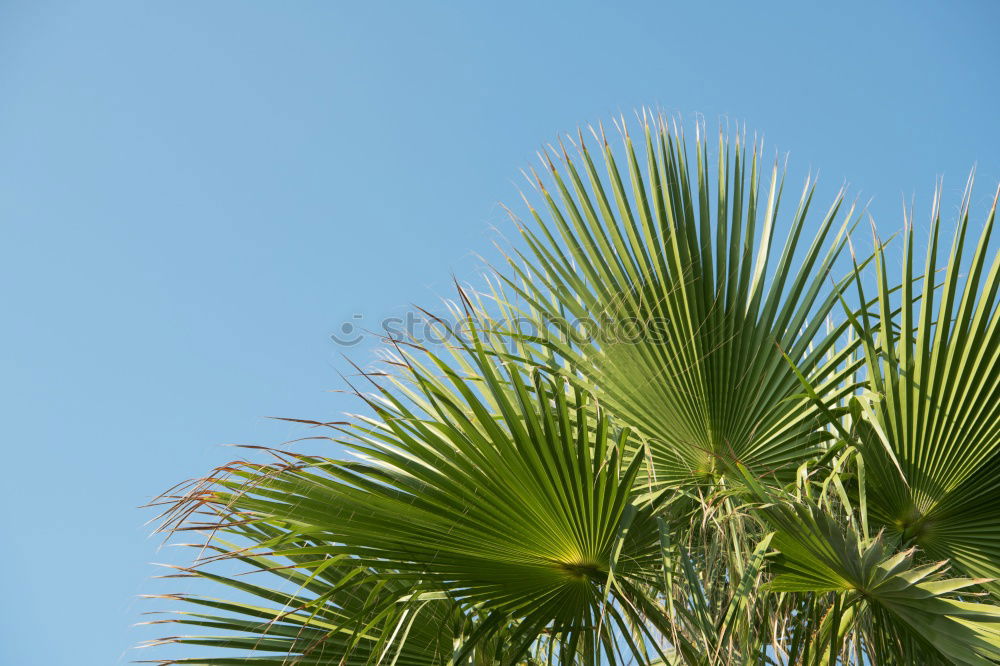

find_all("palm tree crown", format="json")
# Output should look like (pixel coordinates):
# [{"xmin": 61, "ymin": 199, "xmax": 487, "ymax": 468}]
[{"xmin": 143, "ymin": 115, "xmax": 1000, "ymax": 665}]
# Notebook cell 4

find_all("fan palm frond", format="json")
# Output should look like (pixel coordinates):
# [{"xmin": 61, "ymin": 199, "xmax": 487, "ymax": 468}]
[
  {"xmin": 729, "ymin": 458, "xmax": 1000, "ymax": 666},
  {"xmin": 151, "ymin": 333, "xmax": 658, "ymax": 665},
  {"xmin": 493, "ymin": 116, "xmax": 863, "ymax": 486},
  {"xmin": 847, "ymin": 179, "xmax": 1000, "ymax": 592}
]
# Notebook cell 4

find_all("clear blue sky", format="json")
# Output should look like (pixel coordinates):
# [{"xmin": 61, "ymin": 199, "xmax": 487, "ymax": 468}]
[{"xmin": 1, "ymin": 2, "xmax": 998, "ymax": 663}]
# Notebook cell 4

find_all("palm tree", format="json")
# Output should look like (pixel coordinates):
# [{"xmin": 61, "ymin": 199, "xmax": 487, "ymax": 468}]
[{"xmin": 142, "ymin": 115, "xmax": 1000, "ymax": 665}]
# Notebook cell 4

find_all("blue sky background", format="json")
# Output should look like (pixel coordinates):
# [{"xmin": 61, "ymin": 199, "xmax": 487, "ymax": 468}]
[{"xmin": 1, "ymin": 2, "xmax": 998, "ymax": 663}]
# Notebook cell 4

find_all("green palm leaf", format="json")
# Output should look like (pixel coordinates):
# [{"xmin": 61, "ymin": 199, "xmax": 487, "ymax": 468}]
[
  {"xmin": 847, "ymin": 179, "xmax": 1000, "ymax": 592},
  {"xmin": 493, "ymin": 116, "xmax": 863, "ymax": 486},
  {"xmin": 139, "ymin": 520, "xmax": 466, "ymax": 665},
  {"xmin": 739, "ymin": 465, "xmax": 1000, "ymax": 665},
  {"xmin": 151, "ymin": 334, "xmax": 657, "ymax": 664}
]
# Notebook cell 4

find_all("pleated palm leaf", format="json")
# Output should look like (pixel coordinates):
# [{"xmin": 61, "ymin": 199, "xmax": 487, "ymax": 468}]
[
  {"xmin": 736, "ymin": 458, "xmax": 1000, "ymax": 665},
  {"xmin": 148, "ymin": 333, "xmax": 661, "ymax": 665},
  {"xmin": 493, "ymin": 116, "xmax": 863, "ymax": 486},
  {"xmin": 844, "ymin": 179, "xmax": 1000, "ymax": 593}
]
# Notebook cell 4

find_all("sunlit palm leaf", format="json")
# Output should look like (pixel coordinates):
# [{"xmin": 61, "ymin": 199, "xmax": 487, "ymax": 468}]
[
  {"xmin": 153, "ymin": 335, "xmax": 657, "ymax": 664},
  {"xmin": 848, "ymin": 179, "xmax": 1000, "ymax": 592},
  {"xmin": 140, "ymin": 521, "xmax": 463, "ymax": 665},
  {"xmin": 493, "ymin": 116, "xmax": 862, "ymax": 486},
  {"xmin": 739, "ymin": 466, "xmax": 1000, "ymax": 665}
]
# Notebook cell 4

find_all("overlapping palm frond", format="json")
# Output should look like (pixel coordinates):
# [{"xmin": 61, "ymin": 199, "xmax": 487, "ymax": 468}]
[
  {"xmin": 139, "ymin": 520, "xmax": 464, "ymax": 665},
  {"xmin": 736, "ymin": 460, "xmax": 1000, "ymax": 666},
  {"xmin": 845, "ymin": 179, "xmax": 1000, "ymax": 591}
]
